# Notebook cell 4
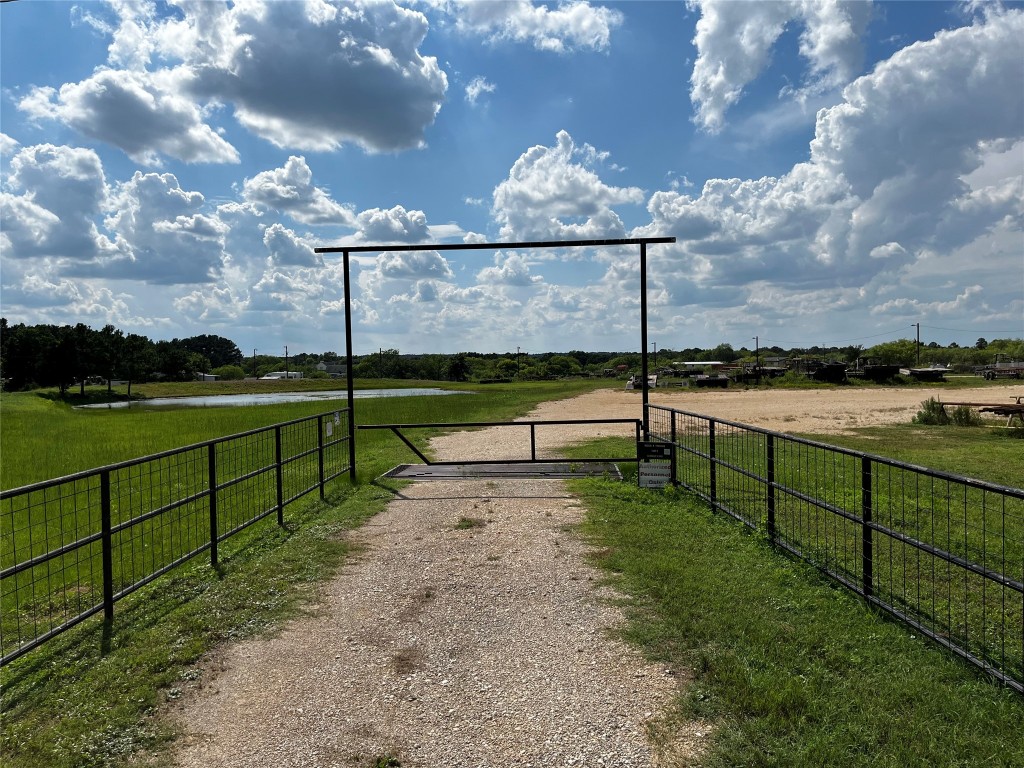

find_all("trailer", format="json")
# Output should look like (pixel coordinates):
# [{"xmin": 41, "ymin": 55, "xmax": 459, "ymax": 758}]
[{"xmin": 974, "ymin": 354, "xmax": 1024, "ymax": 380}]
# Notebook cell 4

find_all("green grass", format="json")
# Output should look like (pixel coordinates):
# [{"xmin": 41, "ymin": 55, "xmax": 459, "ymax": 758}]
[
  {"xmin": 574, "ymin": 478, "xmax": 1024, "ymax": 767},
  {"xmin": 2, "ymin": 380, "xmax": 1021, "ymax": 767},
  {"xmin": 795, "ymin": 422, "xmax": 1024, "ymax": 489},
  {"xmin": 0, "ymin": 379, "xmax": 612, "ymax": 768}
]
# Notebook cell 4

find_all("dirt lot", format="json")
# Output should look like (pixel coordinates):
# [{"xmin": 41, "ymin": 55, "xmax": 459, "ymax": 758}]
[{"xmin": 534, "ymin": 382, "xmax": 1024, "ymax": 435}]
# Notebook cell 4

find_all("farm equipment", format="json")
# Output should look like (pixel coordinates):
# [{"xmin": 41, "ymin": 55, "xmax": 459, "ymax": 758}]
[{"xmin": 975, "ymin": 353, "xmax": 1024, "ymax": 380}]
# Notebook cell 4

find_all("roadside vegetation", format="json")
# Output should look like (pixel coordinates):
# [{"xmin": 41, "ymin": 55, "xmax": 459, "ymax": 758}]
[{"xmin": 2, "ymin": 379, "xmax": 1021, "ymax": 767}]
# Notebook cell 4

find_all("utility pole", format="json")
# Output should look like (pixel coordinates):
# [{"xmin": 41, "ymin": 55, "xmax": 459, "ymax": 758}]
[
  {"xmin": 516, "ymin": 346, "xmax": 521, "ymax": 378},
  {"xmin": 284, "ymin": 345, "xmax": 289, "ymax": 379},
  {"xmin": 379, "ymin": 348, "xmax": 383, "ymax": 379},
  {"xmin": 753, "ymin": 336, "xmax": 760, "ymax": 385},
  {"xmin": 253, "ymin": 348, "xmax": 257, "ymax": 379},
  {"xmin": 651, "ymin": 341, "xmax": 657, "ymax": 372},
  {"xmin": 912, "ymin": 323, "xmax": 920, "ymax": 366}
]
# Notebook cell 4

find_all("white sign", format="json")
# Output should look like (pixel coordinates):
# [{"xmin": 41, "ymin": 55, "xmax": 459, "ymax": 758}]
[
  {"xmin": 325, "ymin": 421, "xmax": 333, "ymax": 437},
  {"xmin": 638, "ymin": 461, "xmax": 672, "ymax": 489}
]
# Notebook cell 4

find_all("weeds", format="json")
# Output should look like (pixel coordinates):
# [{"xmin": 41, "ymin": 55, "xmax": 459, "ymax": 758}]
[{"xmin": 912, "ymin": 397, "xmax": 983, "ymax": 426}]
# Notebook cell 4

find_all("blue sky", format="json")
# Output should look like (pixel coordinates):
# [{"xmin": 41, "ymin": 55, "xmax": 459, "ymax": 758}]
[{"xmin": 1, "ymin": 0, "xmax": 1021, "ymax": 356}]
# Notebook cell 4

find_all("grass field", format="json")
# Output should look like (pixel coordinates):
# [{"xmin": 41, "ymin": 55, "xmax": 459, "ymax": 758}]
[
  {"xmin": 1, "ymin": 379, "xmax": 1022, "ymax": 767},
  {"xmin": 573, "ymin": 477, "xmax": 1024, "ymax": 767}
]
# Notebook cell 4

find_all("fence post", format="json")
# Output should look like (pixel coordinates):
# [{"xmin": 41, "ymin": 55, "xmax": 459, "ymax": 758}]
[
  {"xmin": 861, "ymin": 456, "xmax": 873, "ymax": 598},
  {"xmin": 317, "ymin": 417, "xmax": 325, "ymax": 500},
  {"xmin": 208, "ymin": 443, "xmax": 218, "ymax": 567},
  {"xmin": 670, "ymin": 413, "xmax": 678, "ymax": 487},
  {"xmin": 766, "ymin": 434, "xmax": 776, "ymax": 542},
  {"xmin": 530, "ymin": 423, "xmax": 537, "ymax": 462},
  {"xmin": 100, "ymin": 470, "xmax": 114, "ymax": 623},
  {"xmin": 275, "ymin": 425, "xmax": 284, "ymax": 526},
  {"xmin": 708, "ymin": 419, "xmax": 717, "ymax": 509}
]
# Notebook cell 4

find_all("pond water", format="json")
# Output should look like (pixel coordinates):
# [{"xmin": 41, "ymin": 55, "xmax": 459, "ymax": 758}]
[{"xmin": 76, "ymin": 388, "xmax": 467, "ymax": 410}]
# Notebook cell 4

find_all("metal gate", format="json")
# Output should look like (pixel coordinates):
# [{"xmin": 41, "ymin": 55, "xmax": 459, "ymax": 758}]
[{"xmin": 360, "ymin": 417, "xmax": 642, "ymax": 480}]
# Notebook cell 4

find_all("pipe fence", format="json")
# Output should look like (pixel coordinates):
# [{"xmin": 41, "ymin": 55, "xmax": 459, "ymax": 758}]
[
  {"xmin": 647, "ymin": 404, "xmax": 1024, "ymax": 693},
  {"xmin": 1, "ymin": 409, "xmax": 351, "ymax": 666}
]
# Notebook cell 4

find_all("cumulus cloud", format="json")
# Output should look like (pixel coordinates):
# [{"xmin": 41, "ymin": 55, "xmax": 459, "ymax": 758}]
[
  {"xmin": 442, "ymin": 0, "xmax": 623, "ymax": 52},
  {"xmin": 102, "ymin": 171, "xmax": 227, "ymax": 283},
  {"xmin": 356, "ymin": 205, "xmax": 431, "ymax": 243},
  {"xmin": 185, "ymin": 1, "xmax": 448, "ymax": 152},
  {"xmin": 263, "ymin": 223, "xmax": 321, "ymax": 267},
  {"xmin": 638, "ymin": 8, "xmax": 1024, "ymax": 305},
  {"xmin": 376, "ymin": 250, "xmax": 453, "ymax": 280},
  {"xmin": 242, "ymin": 156, "xmax": 356, "ymax": 226},
  {"xmin": 19, "ymin": 70, "xmax": 240, "ymax": 166},
  {"xmin": 1, "ymin": 144, "xmax": 122, "ymax": 262},
  {"xmin": 477, "ymin": 252, "xmax": 542, "ymax": 286},
  {"xmin": 20, "ymin": 1, "xmax": 447, "ymax": 163},
  {"xmin": 688, "ymin": 0, "xmax": 871, "ymax": 133},
  {"xmin": 492, "ymin": 130, "xmax": 644, "ymax": 240}
]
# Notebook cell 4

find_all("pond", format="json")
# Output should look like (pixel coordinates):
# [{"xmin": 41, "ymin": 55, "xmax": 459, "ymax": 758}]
[{"xmin": 76, "ymin": 388, "xmax": 468, "ymax": 410}]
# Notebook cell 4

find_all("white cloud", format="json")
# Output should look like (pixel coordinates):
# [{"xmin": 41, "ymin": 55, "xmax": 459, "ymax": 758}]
[
  {"xmin": 465, "ymin": 75, "xmax": 496, "ymax": 105},
  {"xmin": 356, "ymin": 205, "xmax": 431, "ymax": 243},
  {"xmin": 0, "ymin": 133, "xmax": 19, "ymax": 155},
  {"xmin": 102, "ymin": 171, "xmax": 227, "ymax": 284},
  {"xmin": 638, "ymin": 8, "xmax": 1024, "ymax": 304},
  {"xmin": 442, "ymin": 0, "xmax": 623, "ymax": 53},
  {"xmin": 184, "ymin": 0, "xmax": 447, "ymax": 153},
  {"xmin": 492, "ymin": 130, "xmax": 644, "ymax": 241},
  {"xmin": 19, "ymin": 1, "xmax": 447, "ymax": 164},
  {"xmin": 477, "ymin": 252, "xmax": 542, "ymax": 286},
  {"xmin": 376, "ymin": 250, "xmax": 453, "ymax": 280},
  {"xmin": 1, "ymin": 144, "xmax": 122, "ymax": 262},
  {"xmin": 242, "ymin": 156, "xmax": 356, "ymax": 226},
  {"xmin": 19, "ymin": 69, "xmax": 240, "ymax": 166},
  {"xmin": 688, "ymin": 0, "xmax": 871, "ymax": 133},
  {"xmin": 263, "ymin": 223, "xmax": 321, "ymax": 268}
]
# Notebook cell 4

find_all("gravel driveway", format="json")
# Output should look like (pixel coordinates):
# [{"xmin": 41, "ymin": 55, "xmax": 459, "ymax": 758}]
[
  {"xmin": 167, "ymin": 383, "xmax": 1022, "ymax": 766},
  {"xmin": 167, "ymin": 396, "xmax": 702, "ymax": 768}
]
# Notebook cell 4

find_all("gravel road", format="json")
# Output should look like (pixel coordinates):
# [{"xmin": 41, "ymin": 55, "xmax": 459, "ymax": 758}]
[{"xmin": 164, "ymin": 383, "xmax": 1020, "ymax": 767}]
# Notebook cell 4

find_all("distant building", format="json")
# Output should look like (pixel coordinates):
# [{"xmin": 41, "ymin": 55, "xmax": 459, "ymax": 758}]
[
  {"xmin": 315, "ymin": 362, "xmax": 347, "ymax": 378},
  {"xmin": 195, "ymin": 373, "xmax": 219, "ymax": 381},
  {"xmin": 260, "ymin": 371, "xmax": 303, "ymax": 380}
]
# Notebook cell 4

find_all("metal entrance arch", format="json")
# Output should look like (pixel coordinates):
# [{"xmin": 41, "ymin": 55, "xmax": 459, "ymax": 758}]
[{"xmin": 314, "ymin": 237, "xmax": 676, "ymax": 481}]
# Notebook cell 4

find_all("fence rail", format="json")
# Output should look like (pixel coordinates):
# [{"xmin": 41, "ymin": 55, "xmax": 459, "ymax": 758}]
[
  {"xmin": 648, "ymin": 404, "xmax": 1024, "ymax": 693},
  {"xmin": 1, "ymin": 409, "xmax": 352, "ymax": 666}
]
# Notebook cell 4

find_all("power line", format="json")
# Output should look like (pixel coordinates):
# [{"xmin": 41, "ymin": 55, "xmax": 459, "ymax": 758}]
[
  {"xmin": 922, "ymin": 325, "xmax": 1024, "ymax": 335},
  {"xmin": 763, "ymin": 326, "xmax": 909, "ymax": 346}
]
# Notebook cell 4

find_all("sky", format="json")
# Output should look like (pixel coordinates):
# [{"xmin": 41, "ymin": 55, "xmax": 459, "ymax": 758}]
[{"xmin": 1, "ymin": 0, "xmax": 1022, "ymax": 357}]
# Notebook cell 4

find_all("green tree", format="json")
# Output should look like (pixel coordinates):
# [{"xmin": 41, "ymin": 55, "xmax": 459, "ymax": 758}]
[
  {"xmin": 446, "ymin": 353, "xmax": 471, "ymax": 382},
  {"xmin": 211, "ymin": 364, "xmax": 246, "ymax": 380},
  {"xmin": 119, "ymin": 334, "xmax": 157, "ymax": 396},
  {"xmin": 178, "ymin": 334, "xmax": 243, "ymax": 368}
]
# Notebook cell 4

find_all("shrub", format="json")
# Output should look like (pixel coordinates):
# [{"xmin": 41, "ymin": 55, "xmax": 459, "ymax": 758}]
[
  {"xmin": 211, "ymin": 364, "xmax": 246, "ymax": 380},
  {"xmin": 949, "ymin": 405, "xmax": 983, "ymax": 427},
  {"xmin": 912, "ymin": 398, "xmax": 982, "ymax": 426}
]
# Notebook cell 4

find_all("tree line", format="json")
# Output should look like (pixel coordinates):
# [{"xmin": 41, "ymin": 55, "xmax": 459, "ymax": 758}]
[
  {"xmin": 1, "ymin": 319, "xmax": 1021, "ymax": 394},
  {"xmin": 0, "ymin": 320, "xmax": 243, "ymax": 395}
]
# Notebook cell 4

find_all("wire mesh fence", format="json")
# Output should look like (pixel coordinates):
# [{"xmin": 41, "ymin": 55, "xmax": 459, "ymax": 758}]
[
  {"xmin": 0, "ymin": 409, "xmax": 351, "ymax": 666},
  {"xmin": 648, "ymin": 404, "xmax": 1024, "ymax": 693}
]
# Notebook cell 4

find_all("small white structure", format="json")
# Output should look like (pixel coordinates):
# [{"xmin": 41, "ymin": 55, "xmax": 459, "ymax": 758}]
[
  {"xmin": 260, "ymin": 371, "xmax": 303, "ymax": 380},
  {"xmin": 196, "ymin": 373, "xmax": 219, "ymax": 381}
]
